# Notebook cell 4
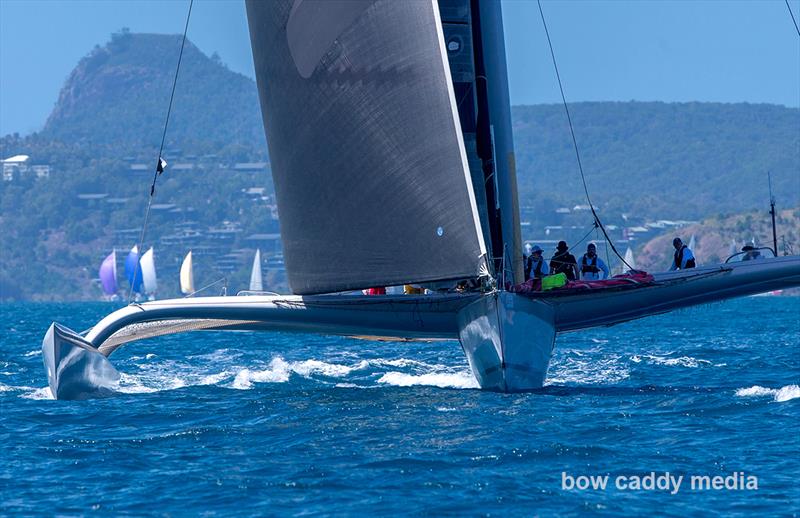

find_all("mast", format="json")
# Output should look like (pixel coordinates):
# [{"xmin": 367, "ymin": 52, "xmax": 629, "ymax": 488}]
[
  {"xmin": 768, "ymin": 172, "xmax": 778, "ymax": 256},
  {"xmin": 468, "ymin": 0, "xmax": 522, "ymax": 284}
]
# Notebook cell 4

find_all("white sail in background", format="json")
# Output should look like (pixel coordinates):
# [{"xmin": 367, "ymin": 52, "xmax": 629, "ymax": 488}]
[
  {"xmin": 249, "ymin": 249, "xmax": 263, "ymax": 292},
  {"xmin": 140, "ymin": 247, "xmax": 157, "ymax": 297},
  {"xmin": 180, "ymin": 251, "xmax": 194, "ymax": 295},
  {"xmin": 688, "ymin": 234, "xmax": 696, "ymax": 252},
  {"xmin": 624, "ymin": 247, "xmax": 636, "ymax": 271}
]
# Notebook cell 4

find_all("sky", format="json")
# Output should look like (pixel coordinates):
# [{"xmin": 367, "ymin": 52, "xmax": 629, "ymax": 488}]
[{"xmin": 1, "ymin": 0, "xmax": 799, "ymax": 136}]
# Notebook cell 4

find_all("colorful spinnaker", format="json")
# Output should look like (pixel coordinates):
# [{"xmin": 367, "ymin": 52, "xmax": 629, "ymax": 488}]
[
  {"xmin": 125, "ymin": 245, "xmax": 144, "ymax": 294},
  {"xmin": 99, "ymin": 250, "xmax": 118, "ymax": 296}
]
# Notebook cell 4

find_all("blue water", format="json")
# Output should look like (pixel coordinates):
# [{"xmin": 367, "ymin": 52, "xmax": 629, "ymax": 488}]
[{"xmin": 1, "ymin": 298, "xmax": 798, "ymax": 515}]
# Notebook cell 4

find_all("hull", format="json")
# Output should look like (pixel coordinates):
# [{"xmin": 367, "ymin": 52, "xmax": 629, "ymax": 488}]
[
  {"xmin": 458, "ymin": 292, "xmax": 555, "ymax": 391},
  {"xmin": 42, "ymin": 324, "xmax": 120, "ymax": 400},
  {"xmin": 42, "ymin": 256, "xmax": 800, "ymax": 398}
]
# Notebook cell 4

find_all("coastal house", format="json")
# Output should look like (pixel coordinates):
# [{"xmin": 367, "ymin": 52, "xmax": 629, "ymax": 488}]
[{"xmin": 2, "ymin": 154, "xmax": 49, "ymax": 181}]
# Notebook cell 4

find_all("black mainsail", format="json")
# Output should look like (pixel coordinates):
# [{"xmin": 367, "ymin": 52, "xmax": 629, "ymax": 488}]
[{"xmin": 246, "ymin": 0, "xmax": 490, "ymax": 294}]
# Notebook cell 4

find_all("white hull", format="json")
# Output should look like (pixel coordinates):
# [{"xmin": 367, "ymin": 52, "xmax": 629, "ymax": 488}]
[{"xmin": 43, "ymin": 256, "xmax": 800, "ymax": 398}]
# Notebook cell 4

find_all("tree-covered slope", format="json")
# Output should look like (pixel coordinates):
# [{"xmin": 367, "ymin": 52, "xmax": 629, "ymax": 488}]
[
  {"xmin": 42, "ymin": 30, "xmax": 265, "ymax": 155},
  {"xmin": 512, "ymin": 102, "xmax": 799, "ymax": 220}
]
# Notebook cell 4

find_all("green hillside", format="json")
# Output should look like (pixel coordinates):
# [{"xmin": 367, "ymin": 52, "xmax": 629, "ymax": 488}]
[
  {"xmin": 513, "ymin": 102, "xmax": 799, "ymax": 220},
  {"xmin": 43, "ymin": 29, "xmax": 265, "ymax": 156},
  {"xmin": 1, "ymin": 32, "xmax": 798, "ymax": 300}
]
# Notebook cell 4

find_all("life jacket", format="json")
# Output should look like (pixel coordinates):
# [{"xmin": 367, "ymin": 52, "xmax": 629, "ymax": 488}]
[
  {"xmin": 581, "ymin": 254, "xmax": 599, "ymax": 274},
  {"xmin": 674, "ymin": 245, "xmax": 696, "ymax": 269},
  {"xmin": 527, "ymin": 256, "xmax": 545, "ymax": 279}
]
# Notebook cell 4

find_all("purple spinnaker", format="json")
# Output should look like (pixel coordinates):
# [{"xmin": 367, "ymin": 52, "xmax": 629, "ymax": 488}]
[{"xmin": 99, "ymin": 252, "xmax": 117, "ymax": 296}]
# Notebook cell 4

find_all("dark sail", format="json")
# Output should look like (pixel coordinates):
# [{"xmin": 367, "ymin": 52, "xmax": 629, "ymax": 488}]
[{"xmin": 246, "ymin": 0, "xmax": 487, "ymax": 295}]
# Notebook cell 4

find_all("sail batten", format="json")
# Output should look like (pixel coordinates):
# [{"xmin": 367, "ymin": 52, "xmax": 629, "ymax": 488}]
[{"xmin": 246, "ymin": 0, "xmax": 487, "ymax": 295}]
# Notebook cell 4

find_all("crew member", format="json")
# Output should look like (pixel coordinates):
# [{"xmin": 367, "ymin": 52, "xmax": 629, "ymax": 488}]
[
  {"xmin": 550, "ymin": 241, "xmax": 579, "ymax": 281},
  {"xmin": 741, "ymin": 244, "xmax": 762, "ymax": 261},
  {"xmin": 526, "ymin": 245, "xmax": 549, "ymax": 280},
  {"xmin": 669, "ymin": 237, "xmax": 696, "ymax": 271},
  {"xmin": 580, "ymin": 243, "xmax": 609, "ymax": 280}
]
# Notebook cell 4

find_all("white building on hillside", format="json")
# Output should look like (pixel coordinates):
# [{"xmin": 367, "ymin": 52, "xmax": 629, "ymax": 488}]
[{"xmin": 2, "ymin": 155, "xmax": 50, "ymax": 181}]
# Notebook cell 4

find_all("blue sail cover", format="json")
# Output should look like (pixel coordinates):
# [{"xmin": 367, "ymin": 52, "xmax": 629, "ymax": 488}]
[
  {"xmin": 246, "ymin": 0, "xmax": 487, "ymax": 295},
  {"xmin": 124, "ymin": 246, "xmax": 144, "ymax": 294}
]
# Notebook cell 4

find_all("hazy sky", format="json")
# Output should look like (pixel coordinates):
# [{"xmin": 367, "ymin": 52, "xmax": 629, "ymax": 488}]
[{"xmin": 1, "ymin": 0, "xmax": 799, "ymax": 136}]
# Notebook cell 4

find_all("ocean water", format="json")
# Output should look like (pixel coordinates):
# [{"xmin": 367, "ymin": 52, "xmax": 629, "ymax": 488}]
[{"xmin": 1, "ymin": 298, "xmax": 798, "ymax": 516}]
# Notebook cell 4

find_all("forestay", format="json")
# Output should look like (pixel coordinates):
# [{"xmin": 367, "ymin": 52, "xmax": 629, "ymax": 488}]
[{"xmin": 246, "ymin": 0, "xmax": 486, "ymax": 294}]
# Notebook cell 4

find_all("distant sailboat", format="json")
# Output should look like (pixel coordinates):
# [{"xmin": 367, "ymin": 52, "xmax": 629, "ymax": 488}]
[
  {"xmin": 98, "ymin": 250, "xmax": 118, "ymax": 299},
  {"xmin": 180, "ymin": 251, "xmax": 194, "ymax": 295},
  {"xmin": 140, "ymin": 247, "xmax": 157, "ymax": 300},
  {"xmin": 688, "ymin": 234, "xmax": 696, "ymax": 252},
  {"xmin": 249, "ymin": 249, "xmax": 263, "ymax": 292},
  {"xmin": 124, "ymin": 245, "xmax": 144, "ymax": 296},
  {"xmin": 624, "ymin": 247, "xmax": 637, "ymax": 271}
]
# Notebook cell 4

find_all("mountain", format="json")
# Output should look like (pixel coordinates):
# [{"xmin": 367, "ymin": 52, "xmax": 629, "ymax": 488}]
[
  {"xmin": 42, "ymin": 30, "xmax": 265, "ymax": 155},
  {"xmin": 1, "ymin": 32, "xmax": 798, "ymax": 300}
]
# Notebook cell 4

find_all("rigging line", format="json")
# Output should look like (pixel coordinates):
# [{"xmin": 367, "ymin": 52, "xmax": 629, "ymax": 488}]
[
  {"xmin": 128, "ymin": 0, "xmax": 194, "ymax": 304},
  {"xmin": 567, "ymin": 223, "xmax": 598, "ymax": 255},
  {"xmin": 786, "ymin": 0, "xmax": 800, "ymax": 36},
  {"xmin": 185, "ymin": 277, "xmax": 227, "ymax": 298},
  {"xmin": 535, "ymin": 0, "xmax": 634, "ymax": 272}
]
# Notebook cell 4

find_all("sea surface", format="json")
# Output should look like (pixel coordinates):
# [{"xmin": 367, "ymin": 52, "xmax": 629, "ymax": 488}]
[{"xmin": 1, "ymin": 298, "xmax": 798, "ymax": 516}]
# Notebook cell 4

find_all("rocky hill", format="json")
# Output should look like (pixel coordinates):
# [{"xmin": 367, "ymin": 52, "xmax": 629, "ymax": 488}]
[
  {"xmin": 42, "ymin": 30, "xmax": 265, "ymax": 155},
  {"xmin": 635, "ymin": 209, "xmax": 800, "ymax": 272}
]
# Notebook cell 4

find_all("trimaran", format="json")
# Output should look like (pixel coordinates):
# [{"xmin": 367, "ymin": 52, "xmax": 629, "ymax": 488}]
[{"xmin": 43, "ymin": 0, "xmax": 800, "ymax": 399}]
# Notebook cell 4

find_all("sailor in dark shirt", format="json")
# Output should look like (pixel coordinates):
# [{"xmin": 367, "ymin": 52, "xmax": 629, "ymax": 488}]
[{"xmin": 550, "ymin": 240, "xmax": 579, "ymax": 281}]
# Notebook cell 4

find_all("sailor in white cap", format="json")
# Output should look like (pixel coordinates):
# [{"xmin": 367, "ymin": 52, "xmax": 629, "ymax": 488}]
[{"xmin": 525, "ymin": 244, "xmax": 549, "ymax": 281}]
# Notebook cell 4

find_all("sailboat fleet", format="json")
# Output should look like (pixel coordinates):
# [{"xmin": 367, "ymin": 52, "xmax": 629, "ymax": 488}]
[
  {"xmin": 96, "ymin": 247, "xmax": 264, "ymax": 300},
  {"xmin": 46, "ymin": 0, "xmax": 800, "ymax": 400}
]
